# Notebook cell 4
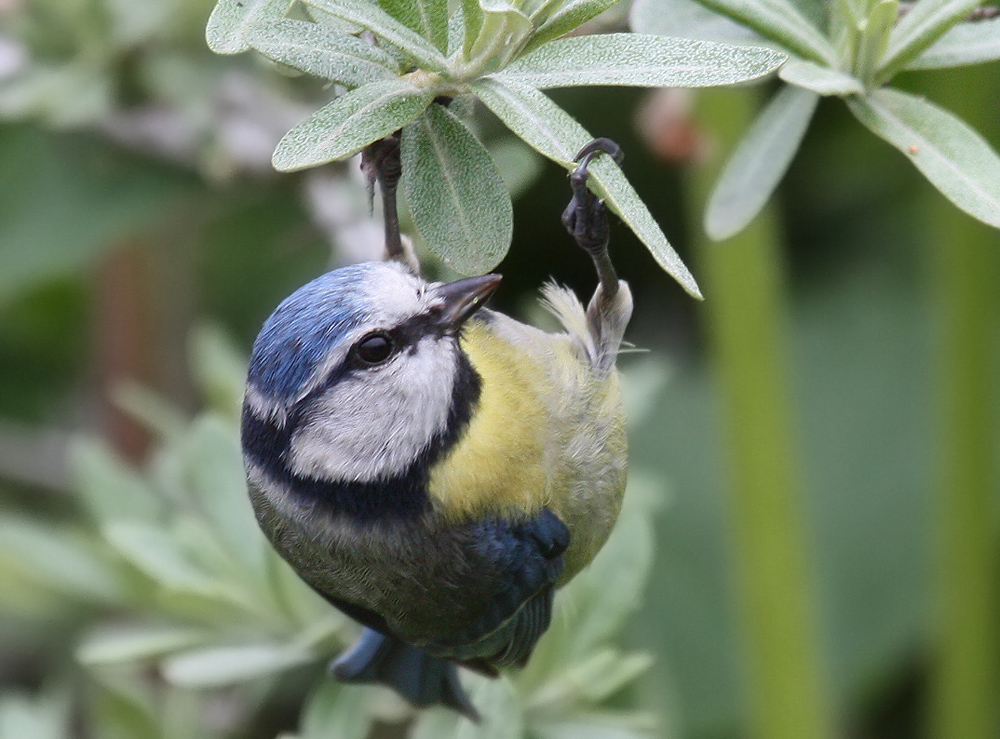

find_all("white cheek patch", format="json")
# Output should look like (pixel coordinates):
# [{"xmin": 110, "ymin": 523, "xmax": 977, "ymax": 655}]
[{"xmin": 287, "ymin": 338, "xmax": 458, "ymax": 483}]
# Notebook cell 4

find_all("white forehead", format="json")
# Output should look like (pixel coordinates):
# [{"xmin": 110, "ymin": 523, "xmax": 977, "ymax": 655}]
[{"xmin": 355, "ymin": 262, "xmax": 442, "ymax": 326}]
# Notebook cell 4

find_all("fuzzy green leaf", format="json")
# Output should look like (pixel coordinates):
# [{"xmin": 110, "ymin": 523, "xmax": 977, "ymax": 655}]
[
  {"xmin": 472, "ymin": 79, "xmax": 702, "ymax": 297},
  {"xmin": 77, "ymin": 626, "xmax": 207, "ymax": 666},
  {"xmin": 244, "ymin": 19, "xmax": 399, "ymax": 85},
  {"xmin": 853, "ymin": 0, "xmax": 897, "ymax": 83},
  {"xmin": 302, "ymin": 0, "xmax": 448, "ymax": 71},
  {"xmin": 778, "ymin": 59, "xmax": 863, "ymax": 94},
  {"xmin": 706, "ymin": 85, "xmax": 818, "ymax": 240},
  {"xmin": 467, "ymin": 0, "xmax": 533, "ymax": 69},
  {"xmin": 73, "ymin": 439, "xmax": 166, "ymax": 524},
  {"xmin": 273, "ymin": 80, "xmax": 434, "ymax": 171},
  {"xmin": 401, "ymin": 104, "xmax": 513, "ymax": 274},
  {"xmin": 498, "ymin": 33, "xmax": 785, "ymax": 89},
  {"xmin": 103, "ymin": 522, "xmax": 218, "ymax": 594},
  {"xmin": 629, "ymin": 0, "xmax": 763, "ymax": 43},
  {"xmin": 161, "ymin": 643, "xmax": 314, "ymax": 687},
  {"xmin": 293, "ymin": 682, "xmax": 375, "ymax": 739},
  {"xmin": 879, "ymin": 0, "xmax": 982, "ymax": 79},
  {"xmin": 694, "ymin": 0, "xmax": 835, "ymax": 63},
  {"xmin": 848, "ymin": 88, "xmax": 1000, "ymax": 229},
  {"xmin": 206, "ymin": 0, "xmax": 291, "ymax": 54},
  {"xmin": 523, "ymin": 0, "xmax": 621, "ymax": 54},
  {"xmin": 460, "ymin": 0, "xmax": 485, "ymax": 56},
  {"xmin": 180, "ymin": 415, "xmax": 266, "ymax": 579},
  {"xmin": 378, "ymin": 0, "xmax": 450, "ymax": 53},
  {"xmin": 907, "ymin": 16, "xmax": 1000, "ymax": 69}
]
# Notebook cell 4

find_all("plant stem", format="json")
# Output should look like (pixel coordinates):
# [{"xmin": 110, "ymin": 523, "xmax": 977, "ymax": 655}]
[
  {"xmin": 927, "ymin": 66, "xmax": 1000, "ymax": 739},
  {"xmin": 688, "ymin": 87, "xmax": 833, "ymax": 739}
]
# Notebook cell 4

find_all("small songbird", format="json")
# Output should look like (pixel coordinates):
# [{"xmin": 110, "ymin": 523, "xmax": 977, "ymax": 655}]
[{"xmin": 240, "ymin": 139, "xmax": 632, "ymax": 719}]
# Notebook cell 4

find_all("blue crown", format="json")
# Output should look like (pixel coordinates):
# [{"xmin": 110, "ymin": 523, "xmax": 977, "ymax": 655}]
[{"xmin": 247, "ymin": 264, "xmax": 379, "ymax": 399}]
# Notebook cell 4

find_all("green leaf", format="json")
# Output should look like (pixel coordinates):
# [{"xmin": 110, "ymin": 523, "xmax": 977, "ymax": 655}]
[
  {"xmin": 879, "ymin": 0, "xmax": 982, "ymax": 80},
  {"xmin": 694, "ymin": 0, "xmax": 836, "ymax": 64},
  {"xmin": 103, "ymin": 522, "xmax": 217, "ymax": 594},
  {"xmin": 401, "ymin": 104, "xmax": 513, "ymax": 274},
  {"xmin": 273, "ymin": 80, "xmax": 434, "ymax": 171},
  {"xmin": 460, "ymin": 0, "xmax": 485, "ymax": 56},
  {"xmin": 853, "ymin": 0, "xmax": 897, "ymax": 83},
  {"xmin": 77, "ymin": 626, "xmax": 207, "ymax": 666},
  {"xmin": 906, "ymin": 16, "xmax": 1000, "ymax": 69},
  {"xmin": 706, "ymin": 85, "xmax": 818, "ymax": 240},
  {"xmin": 847, "ymin": 88, "xmax": 1000, "ymax": 229},
  {"xmin": 206, "ymin": 0, "xmax": 291, "ymax": 54},
  {"xmin": 778, "ymin": 59, "xmax": 863, "ymax": 94},
  {"xmin": 498, "ymin": 33, "xmax": 785, "ymax": 89},
  {"xmin": 161, "ymin": 643, "xmax": 314, "ymax": 687},
  {"xmin": 180, "ymin": 415, "xmax": 267, "ymax": 579},
  {"xmin": 302, "ymin": 0, "xmax": 448, "ymax": 71},
  {"xmin": 524, "ymin": 0, "xmax": 620, "ymax": 54},
  {"xmin": 72, "ymin": 438, "xmax": 166, "ymax": 524},
  {"xmin": 189, "ymin": 323, "xmax": 247, "ymax": 421},
  {"xmin": 0, "ymin": 517, "xmax": 121, "ymax": 602},
  {"xmin": 294, "ymin": 681, "xmax": 375, "ymax": 739},
  {"xmin": 472, "ymin": 79, "xmax": 702, "ymax": 297},
  {"xmin": 466, "ymin": 0, "xmax": 533, "ymax": 70},
  {"xmin": 378, "ymin": 0, "xmax": 449, "ymax": 53},
  {"xmin": 458, "ymin": 677, "xmax": 523, "ymax": 739},
  {"xmin": 629, "ymin": 0, "xmax": 764, "ymax": 44},
  {"xmin": 244, "ymin": 19, "xmax": 399, "ymax": 86}
]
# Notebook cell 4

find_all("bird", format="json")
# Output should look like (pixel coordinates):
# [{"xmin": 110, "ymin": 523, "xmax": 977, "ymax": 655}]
[{"xmin": 240, "ymin": 138, "xmax": 632, "ymax": 720}]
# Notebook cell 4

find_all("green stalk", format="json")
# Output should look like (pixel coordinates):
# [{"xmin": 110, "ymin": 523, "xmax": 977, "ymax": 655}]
[
  {"xmin": 927, "ymin": 66, "xmax": 1000, "ymax": 739},
  {"xmin": 689, "ymin": 88, "xmax": 833, "ymax": 739}
]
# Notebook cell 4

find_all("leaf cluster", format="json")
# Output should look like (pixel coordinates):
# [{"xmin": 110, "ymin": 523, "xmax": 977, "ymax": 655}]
[
  {"xmin": 631, "ymin": 0, "xmax": 1000, "ymax": 238},
  {"xmin": 207, "ymin": 0, "xmax": 788, "ymax": 293}
]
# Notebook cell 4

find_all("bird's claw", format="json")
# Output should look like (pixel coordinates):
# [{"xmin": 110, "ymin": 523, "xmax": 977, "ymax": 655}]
[{"xmin": 562, "ymin": 138, "xmax": 622, "ymax": 299}]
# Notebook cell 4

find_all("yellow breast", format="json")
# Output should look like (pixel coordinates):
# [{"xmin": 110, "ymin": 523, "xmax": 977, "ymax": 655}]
[{"xmin": 426, "ymin": 318, "xmax": 550, "ymax": 521}]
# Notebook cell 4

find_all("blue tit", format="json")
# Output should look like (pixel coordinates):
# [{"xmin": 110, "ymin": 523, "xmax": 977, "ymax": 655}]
[{"xmin": 240, "ymin": 139, "xmax": 632, "ymax": 720}]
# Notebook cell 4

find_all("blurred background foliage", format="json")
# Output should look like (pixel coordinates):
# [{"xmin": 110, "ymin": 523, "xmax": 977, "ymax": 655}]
[{"xmin": 0, "ymin": 0, "xmax": 998, "ymax": 738}]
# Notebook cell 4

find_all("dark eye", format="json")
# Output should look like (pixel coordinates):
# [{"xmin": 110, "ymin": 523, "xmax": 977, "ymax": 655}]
[{"xmin": 355, "ymin": 333, "xmax": 394, "ymax": 365}]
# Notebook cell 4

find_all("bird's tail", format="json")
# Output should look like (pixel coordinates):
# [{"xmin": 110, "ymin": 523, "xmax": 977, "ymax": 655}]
[{"xmin": 331, "ymin": 629, "xmax": 480, "ymax": 721}]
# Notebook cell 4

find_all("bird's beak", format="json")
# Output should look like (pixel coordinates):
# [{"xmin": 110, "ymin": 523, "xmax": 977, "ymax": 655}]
[{"xmin": 432, "ymin": 273, "xmax": 502, "ymax": 330}]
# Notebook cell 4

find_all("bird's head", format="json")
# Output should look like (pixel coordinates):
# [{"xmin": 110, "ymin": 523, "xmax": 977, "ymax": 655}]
[{"xmin": 242, "ymin": 261, "xmax": 500, "ymax": 502}]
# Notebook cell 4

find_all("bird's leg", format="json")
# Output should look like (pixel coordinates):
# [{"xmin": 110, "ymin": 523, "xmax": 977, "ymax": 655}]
[
  {"xmin": 562, "ymin": 138, "xmax": 623, "ymax": 309},
  {"xmin": 361, "ymin": 133, "xmax": 407, "ymax": 265}
]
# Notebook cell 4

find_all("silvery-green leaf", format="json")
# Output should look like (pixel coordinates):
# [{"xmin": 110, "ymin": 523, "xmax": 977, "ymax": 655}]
[
  {"xmin": 77, "ymin": 626, "xmax": 207, "ymax": 666},
  {"xmin": 472, "ymin": 79, "xmax": 702, "ymax": 298},
  {"xmin": 467, "ymin": 0, "xmax": 533, "ymax": 69},
  {"xmin": 779, "ymin": 59, "xmax": 863, "ymax": 94},
  {"xmin": 879, "ymin": 0, "xmax": 982, "ymax": 79},
  {"xmin": 853, "ymin": 0, "xmax": 897, "ymax": 83},
  {"xmin": 273, "ymin": 80, "xmax": 433, "ymax": 171},
  {"xmin": 401, "ymin": 104, "xmax": 513, "ymax": 273},
  {"xmin": 162, "ymin": 643, "xmax": 314, "ymax": 687},
  {"xmin": 206, "ymin": 0, "xmax": 291, "ymax": 54},
  {"xmin": 533, "ymin": 720, "xmax": 655, "ymax": 739},
  {"xmin": 695, "ymin": 0, "xmax": 836, "ymax": 64},
  {"xmin": 302, "ymin": 0, "xmax": 448, "ymax": 70},
  {"xmin": 244, "ymin": 19, "xmax": 398, "ymax": 85},
  {"xmin": 295, "ymin": 681, "xmax": 375, "ymax": 739},
  {"xmin": 523, "ymin": 0, "xmax": 621, "ymax": 54},
  {"xmin": 0, "ymin": 517, "xmax": 120, "ymax": 602},
  {"xmin": 180, "ymin": 415, "xmax": 266, "ymax": 578},
  {"xmin": 456, "ymin": 677, "xmax": 522, "ymax": 739},
  {"xmin": 629, "ymin": 0, "xmax": 764, "ymax": 44},
  {"xmin": 103, "ymin": 522, "xmax": 217, "ymax": 593},
  {"xmin": 906, "ymin": 16, "xmax": 1000, "ymax": 69},
  {"xmin": 706, "ymin": 85, "xmax": 818, "ymax": 240},
  {"xmin": 848, "ymin": 88, "xmax": 1000, "ymax": 229},
  {"xmin": 72, "ymin": 438, "xmax": 166, "ymax": 523},
  {"xmin": 378, "ymin": 0, "xmax": 449, "ymax": 53},
  {"xmin": 498, "ymin": 33, "xmax": 785, "ymax": 89},
  {"xmin": 188, "ymin": 323, "xmax": 247, "ymax": 421}
]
